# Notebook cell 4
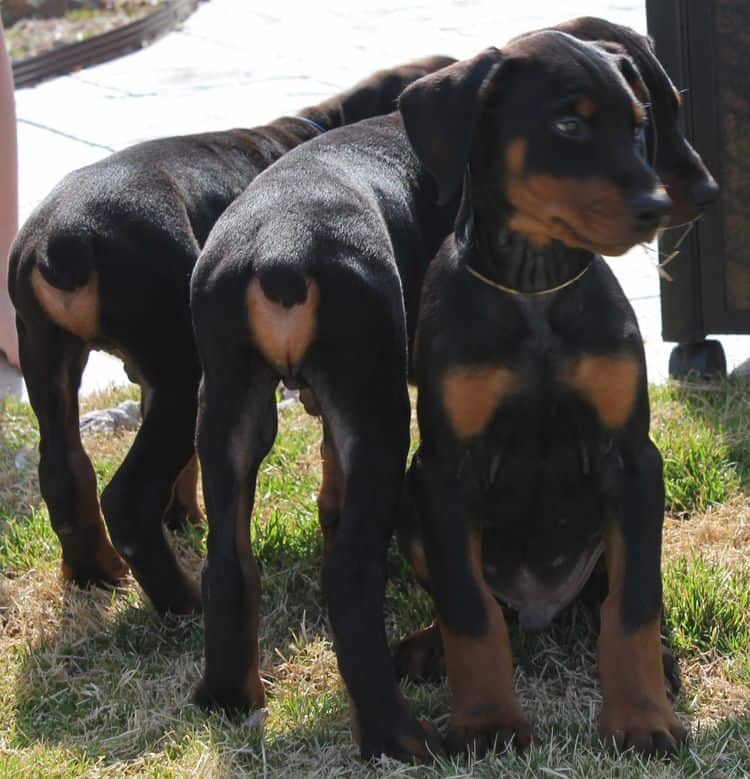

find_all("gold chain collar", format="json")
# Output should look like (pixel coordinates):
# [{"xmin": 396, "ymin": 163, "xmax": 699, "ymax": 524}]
[{"xmin": 464, "ymin": 259, "xmax": 593, "ymax": 297}]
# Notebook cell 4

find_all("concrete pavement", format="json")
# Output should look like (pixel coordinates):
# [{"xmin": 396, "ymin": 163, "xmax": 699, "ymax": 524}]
[{"xmin": 2, "ymin": 0, "xmax": 748, "ymax": 398}]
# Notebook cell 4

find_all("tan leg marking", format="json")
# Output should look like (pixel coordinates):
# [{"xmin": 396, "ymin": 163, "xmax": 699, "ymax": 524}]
[
  {"xmin": 442, "ymin": 365, "xmax": 519, "ymax": 439},
  {"xmin": 246, "ymin": 277, "xmax": 319, "ymax": 371},
  {"xmin": 234, "ymin": 484, "xmax": 265, "ymax": 708},
  {"xmin": 565, "ymin": 354, "xmax": 640, "ymax": 430},
  {"xmin": 318, "ymin": 436, "xmax": 344, "ymax": 557},
  {"xmin": 441, "ymin": 534, "xmax": 529, "ymax": 750},
  {"xmin": 57, "ymin": 355, "xmax": 128, "ymax": 582},
  {"xmin": 598, "ymin": 526, "xmax": 684, "ymax": 751},
  {"xmin": 31, "ymin": 267, "xmax": 99, "ymax": 341},
  {"xmin": 394, "ymin": 619, "xmax": 445, "ymax": 683},
  {"xmin": 170, "ymin": 455, "xmax": 205, "ymax": 527}
]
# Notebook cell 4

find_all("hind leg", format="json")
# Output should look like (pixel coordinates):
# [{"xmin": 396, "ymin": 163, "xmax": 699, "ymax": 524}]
[
  {"xmin": 308, "ymin": 348, "xmax": 443, "ymax": 762},
  {"xmin": 101, "ymin": 369, "xmax": 202, "ymax": 616},
  {"xmin": 17, "ymin": 315, "xmax": 127, "ymax": 587},
  {"xmin": 193, "ymin": 351, "xmax": 279, "ymax": 711},
  {"xmin": 393, "ymin": 470, "xmax": 445, "ymax": 683}
]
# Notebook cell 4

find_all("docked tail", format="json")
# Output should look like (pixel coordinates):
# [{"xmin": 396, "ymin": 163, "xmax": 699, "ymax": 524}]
[
  {"xmin": 37, "ymin": 229, "xmax": 95, "ymax": 291},
  {"xmin": 10, "ymin": 226, "xmax": 96, "ymax": 300}
]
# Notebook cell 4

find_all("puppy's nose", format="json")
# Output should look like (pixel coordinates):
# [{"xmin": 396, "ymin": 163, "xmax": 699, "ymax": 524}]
[
  {"xmin": 690, "ymin": 175, "xmax": 719, "ymax": 208},
  {"xmin": 629, "ymin": 189, "xmax": 672, "ymax": 231}
]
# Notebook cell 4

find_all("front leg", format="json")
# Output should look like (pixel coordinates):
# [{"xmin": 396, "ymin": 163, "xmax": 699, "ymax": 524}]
[
  {"xmin": 598, "ymin": 439, "xmax": 687, "ymax": 755},
  {"xmin": 411, "ymin": 453, "xmax": 531, "ymax": 756}
]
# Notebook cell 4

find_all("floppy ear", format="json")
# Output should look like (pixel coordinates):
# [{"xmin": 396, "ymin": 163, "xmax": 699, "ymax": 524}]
[
  {"xmin": 590, "ymin": 40, "xmax": 628, "ymax": 57},
  {"xmin": 399, "ymin": 47, "xmax": 503, "ymax": 204},
  {"xmin": 613, "ymin": 54, "xmax": 650, "ymax": 105},
  {"xmin": 609, "ymin": 52, "xmax": 656, "ymax": 164}
]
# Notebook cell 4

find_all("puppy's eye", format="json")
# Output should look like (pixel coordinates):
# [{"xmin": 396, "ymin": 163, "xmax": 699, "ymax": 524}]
[{"xmin": 552, "ymin": 116, "xmax": 589, "ymax": 140}]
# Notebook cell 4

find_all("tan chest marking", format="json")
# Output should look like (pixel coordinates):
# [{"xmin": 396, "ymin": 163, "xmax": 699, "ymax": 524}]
[
  {"xmin": 442, "ymin": 365, "xmax": 519, "ymax": 438},
  {"xmin": 31, "ymin": 267, "xmax": 99, "ymax": 341},
  {"xmin": 565, "ymin": 355, "xmax": 640, "ymax": 429},
  {"xmin": 246, "ymin": 277, "xmax": 319, "ymax": 371}
]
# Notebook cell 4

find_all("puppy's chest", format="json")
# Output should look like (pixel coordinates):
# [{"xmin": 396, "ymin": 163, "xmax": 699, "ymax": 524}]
[
  {"xmin": 439, "ymin": 307, "xmax": 637, "ymax": 631},
  {"xmin": 441, "ymin": 305, "xmax": 640, "ymax": 441}
]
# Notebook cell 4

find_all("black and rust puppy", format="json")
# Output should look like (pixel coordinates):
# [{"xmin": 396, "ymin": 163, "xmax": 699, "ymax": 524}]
[
  {"xmin": 395, "ymin": 35, "xmax": 688, "ymax": 756},
  {"xmin": 394, "ymin": 13, "xmax": 718, "ymax": 710},
  {"xmin": 7, "ymin": 54, "xmax": 453, "ymax": 616},
  {"xmin": 187, "ymin": 31, "xmax": 666, "ymax": 762}
]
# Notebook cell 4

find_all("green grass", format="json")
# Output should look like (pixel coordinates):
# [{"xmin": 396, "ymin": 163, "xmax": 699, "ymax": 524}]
[
  {"xmin": 664, "ymin": 557, "xmax": 750, "ymax": 658},
  {"xmin": 1, "ymin": 379, "xmax": 750, "ymax": 775},
  {"xmin": 651, "ymin": 381, "xmax": 744, "ymax": 515}
]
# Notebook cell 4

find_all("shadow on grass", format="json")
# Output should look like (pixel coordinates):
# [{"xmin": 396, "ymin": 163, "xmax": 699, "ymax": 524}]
[
  {"xmin": 6, "ymin": 389, "xmax": 750, "ymax": 774},
  {"xmin": 9, "ymin": 518, "xmax": 331, "ymax": 769},
  {"xmin": 8, "ymin": 553, "xmax": 750, "ymax": 775}
]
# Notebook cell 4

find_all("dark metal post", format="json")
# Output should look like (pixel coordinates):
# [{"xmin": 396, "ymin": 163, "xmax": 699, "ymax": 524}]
[{"xmin": 647, "ymin": 0, "xmax": 750, "ymax": 378}]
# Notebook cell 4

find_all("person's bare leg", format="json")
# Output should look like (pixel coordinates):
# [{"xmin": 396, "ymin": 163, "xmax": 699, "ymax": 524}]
[{"xmin": 0, "ymin": 27, "xmax": 19, "ymax": 367}]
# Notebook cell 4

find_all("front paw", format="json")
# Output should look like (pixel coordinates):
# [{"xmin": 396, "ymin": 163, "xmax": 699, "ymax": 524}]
[
  {"xmin": 446, "ymin": 708, "xmax": 533, "ymax": 757},
  {"xmin": 149, "ymin": 576, "xmax": 202, "ymax": 617},
  {"xmin": 358, "ymin": 712, "xmax": 445, "ymax": 763},
  {"xmin": 193, "ymin": 674, "xmax": 266, "ymax": 714},
  {"xmin": 599, "ymin": 701, "xmax": 688, "ymax": 756},
  {"xmin": 61, "ymin": 528, "xmax": 130, "ymax": 589}
]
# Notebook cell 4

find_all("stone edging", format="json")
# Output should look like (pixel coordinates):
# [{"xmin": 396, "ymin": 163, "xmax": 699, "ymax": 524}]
[{"xmin": 11, "ymin": 0, "xmax": 200, "ymax": 89}]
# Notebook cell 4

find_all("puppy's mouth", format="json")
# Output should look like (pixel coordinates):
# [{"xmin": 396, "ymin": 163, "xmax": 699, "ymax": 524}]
[
  {"xmin": 509, "ymin": 210, "xmax": 645, "ymax": 257},
  {"xmin": 552, "ymin": 216, "xmax": 662, "ymax": 256}
]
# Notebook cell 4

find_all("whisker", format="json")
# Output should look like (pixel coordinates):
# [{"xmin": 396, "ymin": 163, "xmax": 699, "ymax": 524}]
[
  {"xmin": 641, "ymin": 218, "xmax": 698, "ymax": 281},
  {"xmin": 640, "ymin": 241, "xmax": 673, "ymax": 258},
  {"xmin": 657, "ymin": 214, "xmax": 702, "ymax": 234}
]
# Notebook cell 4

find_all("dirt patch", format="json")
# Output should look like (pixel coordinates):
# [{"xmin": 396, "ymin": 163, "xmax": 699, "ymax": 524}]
[{"xmin": 5, "ymin": 1, "xmax": 164, "ymax": 61}]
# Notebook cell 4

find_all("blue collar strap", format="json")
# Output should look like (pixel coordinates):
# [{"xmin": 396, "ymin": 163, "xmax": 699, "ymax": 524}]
[{"xmin": 294, "ymin": 115, "xmax": 327, "ymax": 133}]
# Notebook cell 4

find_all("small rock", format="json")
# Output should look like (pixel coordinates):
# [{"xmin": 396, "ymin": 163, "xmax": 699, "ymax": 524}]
[
  {"xmin": 13, "ymin": 446, "xmax": 34, "ymax": 471},
  {"xmin": 79, "ymin": 399, "xmax": 141, "ymax": 434}
]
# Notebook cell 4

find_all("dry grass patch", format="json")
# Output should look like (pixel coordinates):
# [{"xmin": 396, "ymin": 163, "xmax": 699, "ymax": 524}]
[
  {"xmin": 664, "ymin": 496, "xmax": 750, "ymax": 569},
  {"xmin": 1, "ymin": 381, "xmax": 750, "ymax": 775}
]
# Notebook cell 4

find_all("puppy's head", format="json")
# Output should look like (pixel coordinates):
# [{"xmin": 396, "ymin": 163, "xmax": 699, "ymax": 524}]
[
  {"xmin": 553, "ymin": 17, "xmax": 718, "ymax": 225},
  {"xmin": 400, "ymin": 31, "xmax": 670, "ymax": 256}
]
